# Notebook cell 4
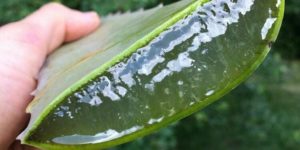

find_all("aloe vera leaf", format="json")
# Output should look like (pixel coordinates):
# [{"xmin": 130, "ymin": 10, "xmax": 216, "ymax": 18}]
[{"xmin": 21, "ymin": 0, "xmax": 284, "ymax": 149}]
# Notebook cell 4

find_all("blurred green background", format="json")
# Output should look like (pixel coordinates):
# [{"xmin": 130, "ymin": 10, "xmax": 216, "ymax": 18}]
[{"xmin": 1, "ymin": 0, "xmax": 299, "ymax": 149}]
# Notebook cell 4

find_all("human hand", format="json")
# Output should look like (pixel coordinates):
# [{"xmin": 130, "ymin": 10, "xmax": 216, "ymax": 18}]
[{"xmin": 0, "ymin": 3, "xmax": 100, "ymax": 149}]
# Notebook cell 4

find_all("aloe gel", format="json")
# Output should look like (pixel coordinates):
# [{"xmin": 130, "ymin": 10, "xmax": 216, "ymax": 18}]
[{"xmin": 21, "ymin": 0, "xmax": 284, "ymax": 149}]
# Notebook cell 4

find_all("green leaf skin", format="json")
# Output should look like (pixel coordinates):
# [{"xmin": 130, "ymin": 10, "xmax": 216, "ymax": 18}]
[{"xmin": 21, "ymin": 0, "xmax": 284, "ymax": 149}]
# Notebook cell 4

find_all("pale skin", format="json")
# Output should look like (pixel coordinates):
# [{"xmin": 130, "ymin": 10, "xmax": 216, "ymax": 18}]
[{"xmin": 0, "ymin": 3, "xmax": 100, "ymax": 149}]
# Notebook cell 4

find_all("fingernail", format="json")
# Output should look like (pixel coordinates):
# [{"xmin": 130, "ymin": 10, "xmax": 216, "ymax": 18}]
[
  {"xmin": 84, "ymin": 12, "xmax": 99, "ymax": 20},
  {"xmin": 83, "ymin": 12, "xmax": 101, "ymax": 27}
]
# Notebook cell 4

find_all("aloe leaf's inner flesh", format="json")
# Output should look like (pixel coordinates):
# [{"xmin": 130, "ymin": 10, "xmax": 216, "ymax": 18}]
[{"xmin": 27, "ymin": 0, "xmax": 281, "ymax": 146}]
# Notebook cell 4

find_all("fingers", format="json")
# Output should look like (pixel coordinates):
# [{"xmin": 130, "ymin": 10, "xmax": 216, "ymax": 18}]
[
  {"xmin": 22, "ymin": 2, "xmax": 101, "ymax": 51},
  {"xmin": 0, "ymin": 3, "xmax": 100, "ymax": 149},
  {"xmin": 0, "ymin": 2, "xmax": 101, "ymax": 77}
]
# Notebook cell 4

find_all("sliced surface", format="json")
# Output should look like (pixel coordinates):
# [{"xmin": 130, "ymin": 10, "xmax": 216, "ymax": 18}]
[{"xmin": 23, "ymin": 0, "xmax": 284, "ymax": 149}]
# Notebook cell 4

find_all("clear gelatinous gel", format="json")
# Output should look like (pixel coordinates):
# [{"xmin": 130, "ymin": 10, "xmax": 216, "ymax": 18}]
[{"xmin": 28, "ymin": 0, "xmax": 280, "ymax": 145}]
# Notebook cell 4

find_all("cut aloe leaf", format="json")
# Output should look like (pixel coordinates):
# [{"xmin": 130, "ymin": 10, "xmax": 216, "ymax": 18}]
[{"xmin": 21, "ymin": 0, "xmax": 284, "ymax": 149}]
